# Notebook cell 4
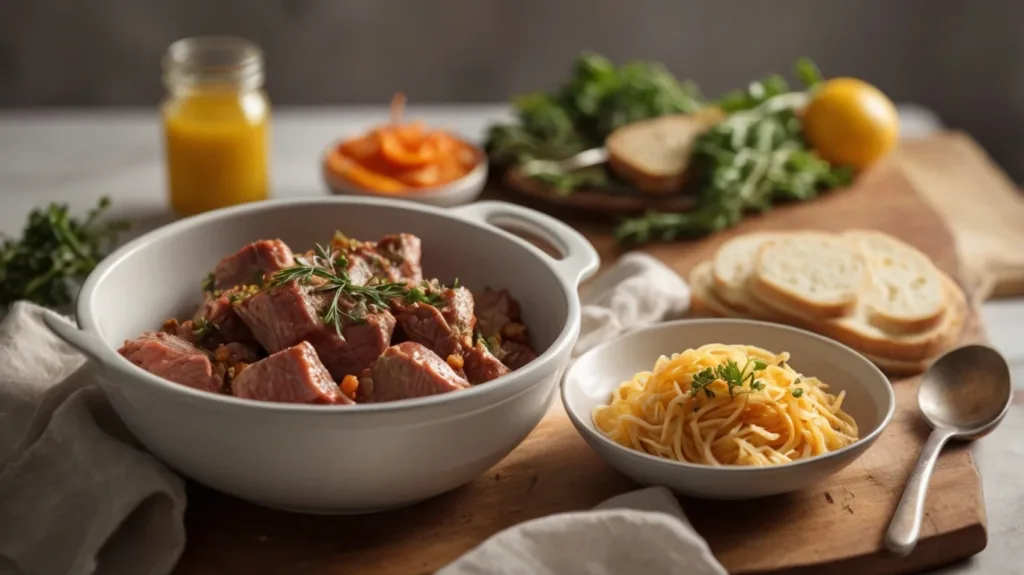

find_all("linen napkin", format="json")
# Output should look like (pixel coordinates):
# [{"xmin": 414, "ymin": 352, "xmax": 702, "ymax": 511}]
[
  {"xmin": 0, "ymin": 252, "xmax": 698, "ymax": 575},
  {"xmin": 0, "ymin": 303, "xmax": 187, "ymax": 575},
  {"xmin": 575, "ymin": 251, "xmax": 691, "ymax": 357},
  {"xmin": 436, "ymin": 487, "xmax": 725, "ymax": 575}
]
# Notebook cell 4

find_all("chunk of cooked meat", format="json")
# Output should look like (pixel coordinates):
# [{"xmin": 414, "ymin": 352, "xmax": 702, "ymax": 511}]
[
  {"xmin": 461, "ymin": 341, "xmax": 511, "ymax": 384},
  {"xmin": 192, "ymin": 286, "xmax": 261, "ymax": 348},
  {"xmin": 358, "ymin": 342, "xmax": 468, "ymax": 403},
  {"xmin": 496, "ymin": 341, "xmax": 539, "ymax": 370},
  {"xmin": 375, "ymin": 233, "xmax": 423, "ymax": 283},
  {"xmin": 213, "ymin": 342, "xmax": 262, "ymax": 365},
  {"xmin": 212, "ymin": 239, "xmax": 295, "ymax": 291},
  {"xmin": 233, "ymin": 279, "xmax": 395, "ymax": 380},
  {"xmin": 473, "ymin": 288, "xmax": 529, "ymax": 344},
  {"xmin": 161, "ymin": 318, "xmax": 197, "ymax": 344},
  {"xmin": 231, "ymin": 341, "xmax": 350, "ymax": 404},
  {"xmin": 119, "ymin": 331, "xmax": 223, "ymax": 393},
  {"xmin": 392, "ymin": 284, "xmax": 475, "ymax": 359},
  {"xmin": 329, "ymin": 232, "xmax": 423, "ymax": 285},
  {"xmin": 473, "ymin": 288, "xmax": 539, "ymax": 371}
]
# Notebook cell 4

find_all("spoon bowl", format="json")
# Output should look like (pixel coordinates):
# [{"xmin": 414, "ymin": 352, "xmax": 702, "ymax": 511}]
[
  {"xmin": 918, "ymin": 344, "xmax": 1012, "ymax": 437},
  {"xmin": 886, "ymin": 344, "xmax": 1012, "ymax": 556}
]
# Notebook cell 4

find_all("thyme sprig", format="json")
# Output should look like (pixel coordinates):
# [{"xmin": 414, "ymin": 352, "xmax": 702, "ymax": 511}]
[{"xmin": 689, "ymin": 358, "xmax": 768, "ymax": 399}]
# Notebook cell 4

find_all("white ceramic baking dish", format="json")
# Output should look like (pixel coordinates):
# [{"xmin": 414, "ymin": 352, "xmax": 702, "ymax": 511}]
[{"xmin": 43, "ymin": 198, "xmax": 599, "ymax": 514}]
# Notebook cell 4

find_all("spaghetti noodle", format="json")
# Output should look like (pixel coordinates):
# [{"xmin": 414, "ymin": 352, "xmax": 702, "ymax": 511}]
[{"xmin": 592, "ymin": 344, "xmax": 858, "ymax": 466}]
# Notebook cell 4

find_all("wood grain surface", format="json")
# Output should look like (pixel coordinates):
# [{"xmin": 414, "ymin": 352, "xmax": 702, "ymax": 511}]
[
  {"xmin": 898, "ymin": 132, "xmax": 1024, "ymax": 299},
  {"xmin": 174, "ymin": 155, "xmax": 987, "ymax": 575}
]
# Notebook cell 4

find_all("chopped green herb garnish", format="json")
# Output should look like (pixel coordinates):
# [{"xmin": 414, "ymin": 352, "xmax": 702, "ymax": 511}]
[
  {"xmin": 404, "ymin": 283, "xmax": 445, "ymax": 307},
  {"xmin": 792, "ymin": 388, "xmax": 805, "ymax": 398},
  {"xmin": 690, "ymin": 367, "xmax": 718, "ymax": 399},
  {"xmin": 474, "ymin": 330, "xmax": 502, "ymax": 354},
  {"xmin": 193, "ymin": 317, "xmax": 219, "ymax": 341},
  {"xmin": 688, "ymin": 358, "xmax": 768, "ymax": 398},
  {"xmin": 201, "ymin": 273, "xmax": 216, "ymax": 294},
  {"xmin": 451, "ymin": 277, "xmax": 460, "ymax": 289}
]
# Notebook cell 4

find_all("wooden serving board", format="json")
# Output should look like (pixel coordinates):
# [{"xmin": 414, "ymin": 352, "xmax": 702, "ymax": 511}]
[{"xmin": 174, "ymin": 160, "xmax": 986, "ymax": 575}]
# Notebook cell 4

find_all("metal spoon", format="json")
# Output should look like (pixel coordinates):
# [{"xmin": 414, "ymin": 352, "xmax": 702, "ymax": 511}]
[
  {"xmin": 885, "ymin": 344, "xmax": 1012, "ymax": 556},
  {"xmin": 519, "ymin": 147, "xmax": 608, "ymax": 176}
]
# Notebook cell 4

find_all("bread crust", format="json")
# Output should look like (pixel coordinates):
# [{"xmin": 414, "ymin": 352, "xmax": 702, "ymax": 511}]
[
  {"xmin": 749, "ymin": 271, "xmax": 966, "ymax": 362},
  {"xmin": 711, "ymin": 232, "xmax": 786, "ymax": 312}
]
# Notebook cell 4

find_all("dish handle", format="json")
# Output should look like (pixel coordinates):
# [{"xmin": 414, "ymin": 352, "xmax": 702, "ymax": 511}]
[
  {"xmin": 452, "ymin": 201, "xmax": 600, "ymax": 286},
  {"xmin": 42, "ymin": 310, "xmax": 108, "ymax": 364}
]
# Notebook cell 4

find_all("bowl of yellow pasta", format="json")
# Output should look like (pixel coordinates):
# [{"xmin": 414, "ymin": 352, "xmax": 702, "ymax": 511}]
[{"xmin": 561, "ymin": 318, "xmax": 895, "ymax": 500}]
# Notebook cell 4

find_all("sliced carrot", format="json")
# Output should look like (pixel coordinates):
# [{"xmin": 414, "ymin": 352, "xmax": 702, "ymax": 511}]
[
  {"xmin": 338, "ymin": 131, "xmax": 381, "ymax": 161},
  {"xmin": 379, "ymin": 129, "xmax": 436, "ymax": 168},
  {"xmin": 424, "ymin": 131, "xmax": 456, "ymax": 156},
  {"xmin": 397, "ymin": 121, "xmax": 426, "ymax": 148},
  {"xmin": 437, "ymin": 157, "xmax": 467, "ymax": 184},
  {"xmin": 396, "ymin": 164, "xmax": 442, "ymax": 188},
  {"xmin": 327, "ymin": 92, "xmax": 479, "ymax": 193},
  {"xmin": 327, "ymin": 152, "xmax": 405, "ymax": 193},
  {"xmin": 454, "ymin": 142, "xmax": 479, "ymax": 169}
]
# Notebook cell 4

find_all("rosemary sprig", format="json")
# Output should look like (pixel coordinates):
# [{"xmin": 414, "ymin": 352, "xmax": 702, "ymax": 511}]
[
  {"xmin": 689, "ymin": 358, "xmax": 768, "ymax": 399},
  {"xmin": 268, "ymin": 243, "xmax": 446, "ymax": 338}
]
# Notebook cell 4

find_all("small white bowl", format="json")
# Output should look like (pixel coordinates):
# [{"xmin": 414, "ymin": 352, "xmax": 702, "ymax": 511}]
[
  {"xmin": 321, "ymin": 137, "xmax": 488, "ymax": 208},
  {"xmin": 562, "ymin": 318, "xmax": 895, "ymax": 500}
]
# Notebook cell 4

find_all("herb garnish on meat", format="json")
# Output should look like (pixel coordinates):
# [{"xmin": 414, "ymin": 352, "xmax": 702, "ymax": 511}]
[
  {"xmin": 689, "ymin": 359, "xmax": 768, "ymax": 399},
  {"xmin": 192, "ymin": 317, "xmax": 219, "ymax": 341},
  {"xmin": 268, "ymin": 243, "xmax": 444, "ymax": 338},
  {"xmin": 0, "ymin": 196, "xmax": 130, "ymax": 308}
]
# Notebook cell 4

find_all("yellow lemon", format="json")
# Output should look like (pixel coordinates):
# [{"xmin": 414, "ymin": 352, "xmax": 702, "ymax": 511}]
[{"xmin": 802, "ymin": 78, "xmax": 899, "ymax": 171}]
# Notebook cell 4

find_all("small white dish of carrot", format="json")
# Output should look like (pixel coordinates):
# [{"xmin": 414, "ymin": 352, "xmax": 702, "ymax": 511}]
[{"xmin": 322, "ymin": 93, "xmax": 488, "ymax": 207}]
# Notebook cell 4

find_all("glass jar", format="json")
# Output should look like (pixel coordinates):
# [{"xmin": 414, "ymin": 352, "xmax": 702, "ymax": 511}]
[{"xmin": 161, "ymin": 36, "xmax": 271, "ymax": 216}]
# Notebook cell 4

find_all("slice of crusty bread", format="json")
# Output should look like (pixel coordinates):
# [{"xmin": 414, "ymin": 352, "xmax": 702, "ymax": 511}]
[
  {"xmin": 689, "ymin": 261, "xmax": 935, "ymax": 375},
  {"xmin": 706, "ymin": 230, "xmax": 965, "ymax": 361},
  {"xmin": 711, "ymin": 232, "xmax": 785, "ymax": 313},
  {"xmin": 844, "ymin": 230, "xmax": 949, "ymax": 335},
  {"xmin": 606, "ymin": 108, "xmax": 725, "ymax": 195},
  {"xmin": 750, "ymin": 269, "xmax": 966, "ymax": 362},
  {"xmin": 749, "ymin": 233, "xmax": 868, "ymax": 319}
]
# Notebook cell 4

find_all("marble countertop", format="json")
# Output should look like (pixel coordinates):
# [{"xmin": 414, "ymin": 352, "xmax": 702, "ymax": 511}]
[{"xmin": 0, "ymin": 105, "xmax": 1022, "ymax": 574}]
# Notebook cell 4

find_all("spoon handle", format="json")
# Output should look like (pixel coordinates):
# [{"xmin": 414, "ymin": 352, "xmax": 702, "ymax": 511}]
[{"xmin": 885, "ymin": 428, "xmax": 956, "ymax": 556}]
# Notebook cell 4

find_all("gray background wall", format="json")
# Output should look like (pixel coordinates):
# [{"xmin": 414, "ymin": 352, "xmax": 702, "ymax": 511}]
[{"xmin": 2, "ymin": 0, "xmax": 1023, "ymax": 181}]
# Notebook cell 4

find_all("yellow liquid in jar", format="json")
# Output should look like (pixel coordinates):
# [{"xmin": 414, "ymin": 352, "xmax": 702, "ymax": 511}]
[{"xmin": 163, "ymin": 90, "xmax": 270, "ymax": 216}]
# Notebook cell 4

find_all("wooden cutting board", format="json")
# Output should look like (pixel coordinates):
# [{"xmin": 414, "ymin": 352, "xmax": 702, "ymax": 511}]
[
  {"xmin": 174, "ymin": 159, "xmax": 986, "ymax": 575},
  {"xmin": 898, "ymin": 132, "xmax": 1024, "ymax": 299}
]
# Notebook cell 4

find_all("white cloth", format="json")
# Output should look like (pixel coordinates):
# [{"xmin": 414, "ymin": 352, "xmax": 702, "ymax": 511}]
[
  {"xmin": 0, "ymin": 303, "xmax": 187, "ymax": 575},
  {"xmin": 436, "ymin": 487, "xmax": 725, "ymax": 575},
  {"xmin": 575, "ymin": 252, "xmax": 691, "ymax": 357}
]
